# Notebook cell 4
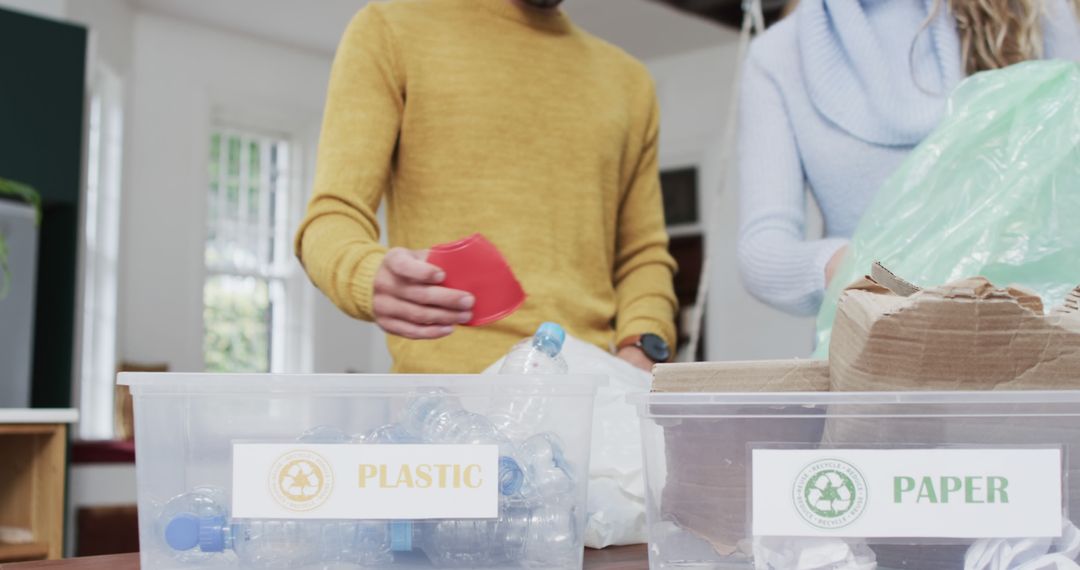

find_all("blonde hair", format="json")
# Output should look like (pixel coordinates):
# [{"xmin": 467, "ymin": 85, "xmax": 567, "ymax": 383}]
[{"xmin": 932, "ymin": 0, "xmax": 1080, "ymax": 75}]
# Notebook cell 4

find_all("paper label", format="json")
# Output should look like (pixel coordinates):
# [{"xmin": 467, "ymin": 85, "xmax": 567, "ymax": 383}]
[
  {"xmin": 232, "ymin": 443, "xmax": 498, "ymax": 520},
  {"xmin": 751, "ymin": 448, "xmax": 1062, "ymax": 538}
]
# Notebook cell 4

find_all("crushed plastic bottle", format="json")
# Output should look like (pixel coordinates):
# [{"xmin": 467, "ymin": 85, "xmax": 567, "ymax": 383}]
[
  {"xmin": 492, "ymin": 322, "xmax": 569, "ymax": 441},
  {"xmin": 498, "ymin": 322, "xmax": 569, "ymax": 375},
  {"xmin": 161, "ymin": 488, "xmax": 393, "ymax": 567},
  {"xmin": 400, "ymin": 389, "xmax": 524, "ymax": 497},
  {"xmin": 389, "ymin": 499, "xmax": 579, "ymax": 568},
  {"xmin": 515, "ymin": 432, "xmax": 575, "ymax": 500},
  {"xmin": 356, "ymin": 423, "xmax": 421, "ymax": 444}
]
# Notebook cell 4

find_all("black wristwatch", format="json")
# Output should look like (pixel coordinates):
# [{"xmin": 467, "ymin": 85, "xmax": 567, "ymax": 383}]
[{"xmin": 618, "ymin": 333, "xmax": 671, "ymax": 363}]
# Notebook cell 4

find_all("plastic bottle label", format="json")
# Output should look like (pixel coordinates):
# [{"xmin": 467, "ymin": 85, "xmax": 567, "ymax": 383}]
[{"xmin": 232, "ymin": 443, "xmax": 499, "ymax": 520}]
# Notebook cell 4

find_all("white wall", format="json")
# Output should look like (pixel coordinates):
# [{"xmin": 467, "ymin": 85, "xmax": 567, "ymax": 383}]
[
  {"xmin": 647, "ymin": 41, "xmax": 822, "ymax": 361},
  {"xmin": 0, "ymin": 0, "xmax": 66, "ymax": 19},
  {"xmin": 67, "ymin": 0, "xmax": 135, "ymax": 76},
  {"xmin": 122, "ymin": 12, "xmax": 388, "ymax": 373}
]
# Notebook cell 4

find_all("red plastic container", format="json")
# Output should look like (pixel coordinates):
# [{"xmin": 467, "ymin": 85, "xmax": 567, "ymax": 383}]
[{"xmin": 427, "ymin": 234, "xmax": 526, "ymax": 326}]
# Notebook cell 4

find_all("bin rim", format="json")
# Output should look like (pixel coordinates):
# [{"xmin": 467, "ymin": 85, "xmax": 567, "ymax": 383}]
[
  {"xmin": 118, "ymin": 372, "xmax": 607, "ymax": 396},
  {"xmin": 628, "ymin": 389, "xmax": 1080, "ymax": 407}
]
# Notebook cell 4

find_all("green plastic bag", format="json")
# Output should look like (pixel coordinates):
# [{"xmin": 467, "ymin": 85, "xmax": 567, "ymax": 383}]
[{"xmin": 814, "ymin": 60, "xmax": 1080, "ymax": 357}]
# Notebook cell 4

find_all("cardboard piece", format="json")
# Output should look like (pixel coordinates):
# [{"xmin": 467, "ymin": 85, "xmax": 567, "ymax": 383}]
[
  {"xmin": 653, "ymin": 359, "xmax": 829, "ymax": 393},
  {"xmin": 830, "ymin": 268, "xmax": 1080, "ymax": 392},
  {"xmin": 653, "ymin": 359, "xmax": 829, "ymax": 555}
]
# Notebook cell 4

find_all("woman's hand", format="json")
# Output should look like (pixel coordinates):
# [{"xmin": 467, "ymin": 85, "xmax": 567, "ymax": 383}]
[{"xmin": 825, "ymin": 246, "xmax": 849, "ymax": 287}]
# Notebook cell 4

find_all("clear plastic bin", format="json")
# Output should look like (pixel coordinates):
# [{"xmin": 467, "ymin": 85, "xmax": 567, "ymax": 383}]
[
  {"xmin": 632, "ymin": 390, "xmax": 1080, "ymax": 569},
  {"xmin": 121, "ymin": 373, "xmax": 604, "ymax": 569}
]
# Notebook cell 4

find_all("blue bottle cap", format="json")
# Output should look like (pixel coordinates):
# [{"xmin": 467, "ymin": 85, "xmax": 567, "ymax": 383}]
[
  {"xmin": 389, "ymin": 521, "xmax": 413, "ymax": 552},
  {"xmin": 165, "ymin": 514, "xmax": 200, "ymax": 551},
  {"xmin": 499, "ymin": 455, "xmax": 524, "ymax": 496},
  {"xmin": 535, "ymin": 322, "xmax": 566, "ymax": 350},
  {"xmin": 197, "ymin": 515, "xmax": 227, "ymax": 553}
]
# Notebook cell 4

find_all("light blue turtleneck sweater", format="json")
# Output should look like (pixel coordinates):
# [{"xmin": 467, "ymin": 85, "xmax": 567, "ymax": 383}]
[{"xmin": 737, "ymin": 0, "xmax": 1080, "ymax": 316}]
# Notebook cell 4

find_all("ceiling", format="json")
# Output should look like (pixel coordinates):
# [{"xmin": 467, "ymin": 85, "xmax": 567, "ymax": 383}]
[{"xmin": 133, "ymin": 0, "xmax": 733, "ymax": 61}]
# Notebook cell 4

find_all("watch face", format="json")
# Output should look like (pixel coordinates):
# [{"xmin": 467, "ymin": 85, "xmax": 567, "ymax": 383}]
[{"xmin": 641, "ymin": 334, "xmax": 671, "ymax": 363}]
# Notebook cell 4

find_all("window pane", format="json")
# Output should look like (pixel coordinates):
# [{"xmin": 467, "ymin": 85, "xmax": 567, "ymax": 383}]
[
  {"xmin": 204, "ymin": 127, "xmax": 292, "ymax": 373},
  {"xmin": 203, "ymin": 275, "xmax": 270, "ymax": 373}
]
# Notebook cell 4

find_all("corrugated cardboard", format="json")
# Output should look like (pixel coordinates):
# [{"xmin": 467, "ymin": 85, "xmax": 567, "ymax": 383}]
[
  {"xmin": 830, "ymin": 266, "xmax": 1080, "ymax": 392},
  {"xmin": 653, "ymin": 359, "xmax": 829, "ymax": 393},
  {"xmin": 653, "ymin": 359, "xmax": 828, "ymax": 555}
]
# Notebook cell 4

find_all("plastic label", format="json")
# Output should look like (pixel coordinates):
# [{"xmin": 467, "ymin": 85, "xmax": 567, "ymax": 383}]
[
  {"xmin": 232, "ymin": 443, "xmax": 498, "ymax": 519},
  {"xmin": 751, "ymin": 448, "xmax": 1062, "ymax": 538}
]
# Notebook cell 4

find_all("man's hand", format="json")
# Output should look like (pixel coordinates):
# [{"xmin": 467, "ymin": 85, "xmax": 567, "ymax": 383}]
[
  {"xmin": 617, "ymin": 346, "xmax": 655, "ymax": 373},
  {"xmin": 825, "ymin": 245, "xmax": 849, "ymax": 288},
  {"xmin": 372, "ymin": 248, "xmax": 474, "ymax": 340}
]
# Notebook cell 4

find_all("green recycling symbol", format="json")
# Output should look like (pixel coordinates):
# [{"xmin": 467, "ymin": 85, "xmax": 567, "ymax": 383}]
[
  {"xmin": 793, "ymin": 459, "xmax": 868, "ymax": 529},
  {"xmin": 804, "ymin": 470, "xmax": 856, "ymax": 518}
]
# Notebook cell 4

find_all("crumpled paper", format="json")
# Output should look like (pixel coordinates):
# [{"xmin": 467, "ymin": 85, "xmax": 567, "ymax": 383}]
[
  {"xmin": 966, "ymin": 520, "xmax": 1080, "ymax": 570},
  {"xmin": 753, "ymin": 537, "xmax": 877, "ymax": 570}
]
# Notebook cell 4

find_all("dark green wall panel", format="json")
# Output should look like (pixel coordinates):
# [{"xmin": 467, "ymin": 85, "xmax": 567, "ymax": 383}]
[{"xmin": 0, "ymin": 7, "xmax": 87, "ymax": 408}]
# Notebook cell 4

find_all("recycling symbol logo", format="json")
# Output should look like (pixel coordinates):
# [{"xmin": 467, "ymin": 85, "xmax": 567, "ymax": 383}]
[
  {"xmin": 793, "ymin": 459, "xmax": 867, "ymax": 529},
  {"xmin": 280, "ymin": 460, "xmax": 323, "ymax": 500},
  {"xmin": 269, "ymin": 450, "xmax": 334, "ymax": 511}
]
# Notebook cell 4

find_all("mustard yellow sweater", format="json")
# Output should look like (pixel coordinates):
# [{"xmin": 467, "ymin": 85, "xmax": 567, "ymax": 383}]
[{"xmin": 296, "ymin": 0, "xmax": 677, "ymax": 373}]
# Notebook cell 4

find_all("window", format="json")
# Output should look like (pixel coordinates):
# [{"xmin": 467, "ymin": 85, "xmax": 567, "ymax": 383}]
[
  {"xmin": 204, "ymin": 128, "xmax": 294, "ymax": 373},
  {"xmin": 76, "ymin": 65, "xmax": 123, "ymax": 440}
]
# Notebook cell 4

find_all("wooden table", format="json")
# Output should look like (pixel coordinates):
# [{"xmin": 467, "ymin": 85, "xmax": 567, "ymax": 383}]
[
  {"xmin": 0, "ymin": 545, "xmax": 649, "ymax": 569},
  {"xmin": 0, "ymin": 409, "xmax": 78, "ymax": 564}
]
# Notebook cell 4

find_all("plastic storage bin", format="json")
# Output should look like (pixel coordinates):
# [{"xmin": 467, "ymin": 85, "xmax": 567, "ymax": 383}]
[
  {"xmin": 121, "ymin": 373, "xmax": 603, "ymax": 569},
  {"xmin": 633, "ymin": 390, "xmax": 1080, "ymax": 569}
]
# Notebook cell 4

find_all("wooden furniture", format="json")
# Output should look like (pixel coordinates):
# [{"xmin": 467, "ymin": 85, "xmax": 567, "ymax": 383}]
[
  {"xmin": 0, "ymin": 410, "xmax": 77, "ymax": 564},
  {"xmin": 73, "ymin": 507, "xmax": 138, "ymax": 557},
  {"xmin": 0, "ymin": 545, "xmax": 650, "ymax": 569}
]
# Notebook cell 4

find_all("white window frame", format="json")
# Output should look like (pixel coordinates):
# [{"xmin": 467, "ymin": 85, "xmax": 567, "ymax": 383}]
[
  {"xmin": 73, "ymin": 63, "xmax": 124, "ymax": 441},
  {"xmin": 202, "ymin": 111, "xmax": 313, "ymax": 374}
]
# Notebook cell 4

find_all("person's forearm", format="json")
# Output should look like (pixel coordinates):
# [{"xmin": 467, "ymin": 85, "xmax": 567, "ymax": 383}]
[
  {"xmin": 297, "ymin": 209, "xmax": 386, "ymax": 320},
  {"xmin": 737, "ymin": 227, "xmax": 848, "ymax": 316},
  {"xmin": 295, "ymin": 4, "xmax": 403, "ymax": 321},
  {"xmin": 615, "ymin": 261, "xmax": 678, "ymax": 349}
]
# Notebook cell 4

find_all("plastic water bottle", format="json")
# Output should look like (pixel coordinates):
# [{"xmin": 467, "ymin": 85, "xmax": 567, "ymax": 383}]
[
  {"xmin": 356, "ymin": 422, "xmax": 421, "ymax": 444},
  {"xmin": 492, "ymin": 322, "xmax": 569, "ymax": 441},
  {"xmin": 516, "ymin": 497, "xmax": 579, "ymax": 567},
  {"xmin": 389, "ymin": 499, "xmax": 578, "ymax": 567},
  {"xmin": 157, "ymin": 486, "xmax": 230, "ymax": 564},
  {"xmin": 161, "ymin": 488, "xmax": 394, "ymax": 567},
  {"xmin": 400, "ymin": 390, "xmax": 525, "ymax": 496},
  {"xmin": 391, "ymin": 519, "xmax": 512, "ymax": 567},
  {"xmin": 401, "ymin": 390, "xmax": 511, "ymax": 449},
  {"xmin": 498, "ymin": 322, "xmax": 569, "ymax": 375},
  {"xmin": 297, "ymin": 425, "xmax": 350, "ymax": 443},
  {"xmin": 516, "ymin": 432, "xmax": 575, "ymax": 500}
]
